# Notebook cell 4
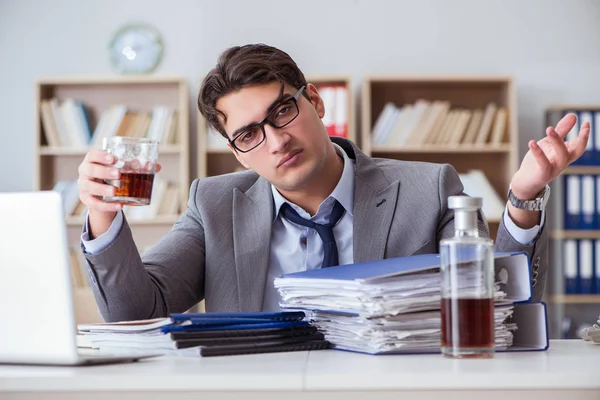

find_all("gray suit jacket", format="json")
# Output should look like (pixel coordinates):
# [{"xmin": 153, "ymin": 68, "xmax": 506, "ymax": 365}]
[{"xmin": 85, "ymin": 138, "xmax": 548, "ymax": 322}]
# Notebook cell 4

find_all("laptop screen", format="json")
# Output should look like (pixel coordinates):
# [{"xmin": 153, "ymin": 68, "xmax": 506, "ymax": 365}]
[{"xmin": 0, "ymin": 191, "xmax": 80, "ymax": 363}]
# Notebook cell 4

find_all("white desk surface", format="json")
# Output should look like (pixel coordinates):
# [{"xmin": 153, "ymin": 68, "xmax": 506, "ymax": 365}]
[{"xmin": 0, "ymin": 340, "xmax": 598, "ymax": 395}]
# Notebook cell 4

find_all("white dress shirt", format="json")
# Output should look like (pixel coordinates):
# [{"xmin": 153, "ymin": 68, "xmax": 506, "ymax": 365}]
[{"xmin": 261, "ymin": 144, "xmax": 355, "ymax": 311}]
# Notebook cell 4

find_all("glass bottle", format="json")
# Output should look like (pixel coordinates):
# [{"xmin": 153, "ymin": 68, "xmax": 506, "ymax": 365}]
[{"xmin": 440, "ymin": 196, "xmax": 495, "ymax": 358}]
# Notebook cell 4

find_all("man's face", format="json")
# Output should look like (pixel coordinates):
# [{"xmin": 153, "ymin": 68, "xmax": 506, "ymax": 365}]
[{"xmin": 217, "ymin": 82, "xmax": 330, "ymax": 192}]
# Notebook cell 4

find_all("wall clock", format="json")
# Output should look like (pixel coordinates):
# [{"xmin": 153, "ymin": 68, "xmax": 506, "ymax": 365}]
[{"xmin": 109, "ymin": 24, "xmax": 163, "ymax": 74}]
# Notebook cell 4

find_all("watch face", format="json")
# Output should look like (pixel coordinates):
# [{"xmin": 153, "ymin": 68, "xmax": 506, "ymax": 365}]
[{"xmin": 109, "ymin": 24, "xmax": 163, "ymax": 74}]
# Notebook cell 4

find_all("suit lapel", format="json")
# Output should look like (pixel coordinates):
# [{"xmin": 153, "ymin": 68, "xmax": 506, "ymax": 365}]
[
  {"xmin": 233, "ymin": 177, "xmax": 273, "ymax": 312},
  {"xmin": 332, "ymin": 138, "xmax": 400, "ymax": 264},
  {"xmin": 353, "ymin": 178, "xmax": 399, "ymax": 263}
]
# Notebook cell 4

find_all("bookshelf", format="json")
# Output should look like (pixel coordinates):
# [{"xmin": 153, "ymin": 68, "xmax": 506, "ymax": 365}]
[
  {"xmin": 361, "ymin": 75, "xmax": 519, "ymax": 239},
  {"xmin": 545, "ymin": 105, "xmax": 600, "ymax": 338},
  {"xmin": 197, "ymin": 76, "xmax": 355, "ymax": 178},
  {"xmin": 36, "ymin": 76, "xmax": 190, "ymax": 323}
]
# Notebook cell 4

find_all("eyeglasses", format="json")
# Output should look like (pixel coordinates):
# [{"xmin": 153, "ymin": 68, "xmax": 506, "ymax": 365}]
[{"xmin": 229, "ymin": 85, "xmax": 306, "ymax": 153}]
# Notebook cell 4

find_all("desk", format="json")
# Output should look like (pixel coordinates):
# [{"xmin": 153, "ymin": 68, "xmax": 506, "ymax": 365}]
[{"xmin": 0, "ymin": 340, "xmax": 598, "ymax": 400}]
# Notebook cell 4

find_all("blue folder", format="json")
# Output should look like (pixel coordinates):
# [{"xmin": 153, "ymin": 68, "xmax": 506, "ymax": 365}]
[
  {"xmin": 169, "ymin": 311, "xmax": 306, "ymax": 322},
  {"xmin": 280, "ymin": 252, "xmax": 532, "ymax": 303},
  {"xmin": 162, "ymin": 321, "xmax": 310, "ymax": 333},
  {"xmin": 163, "ymin": 311, "xmax": 309, "ymax": 333}
]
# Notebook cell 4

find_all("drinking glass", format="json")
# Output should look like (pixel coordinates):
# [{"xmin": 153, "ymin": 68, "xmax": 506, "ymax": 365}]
[{"xmin": 102, "ymin": 137, "xmax": 159, "ymax": 206}]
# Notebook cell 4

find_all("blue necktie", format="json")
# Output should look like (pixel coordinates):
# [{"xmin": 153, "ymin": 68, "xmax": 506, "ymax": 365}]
[{"xmin": 280, "ymin": 200, "xmax": 346, "ymax": 268}]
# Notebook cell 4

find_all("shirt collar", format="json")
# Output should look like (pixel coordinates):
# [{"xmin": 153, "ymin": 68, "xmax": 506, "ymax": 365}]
[{"xmin": 271, "ymin": 143, "xmax": 355, "ymax": 221}]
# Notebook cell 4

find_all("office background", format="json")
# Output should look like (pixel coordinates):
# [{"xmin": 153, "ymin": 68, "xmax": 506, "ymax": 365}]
[
  {"xmin": 0, "ymin": 0, "xmax": 599, "ymax": 338},
  {"xmin": 1, "ymin": 0, "xmax": 599, "ymax": 190}
]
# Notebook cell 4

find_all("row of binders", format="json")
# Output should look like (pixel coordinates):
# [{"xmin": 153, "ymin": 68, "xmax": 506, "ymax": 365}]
[
  {"xmin": 552, "ymin": 109, "xmax": 600, "ymax": 166},
  {"xmin": 274, "ymin": 252, "xmax": 548, "ymax": 355},
  {"xmin": 40, "ymin": 97, "xmax": 178, "ymax": 148},
  {"xmin": 77, "ymin": 312, "xmax": 329, "ymax": 357},
  {"xmin": 563, "ymin": 239, "xmax": 600, "ymax": 294},
  {"xmin": 316, "ymin": 84, "xmax": 349, "ymax": 139},
  {"xmin": 564, "ymin": 175, "xmax": 600, "ymax": 230},
  {"xmin": 372, "ymin": 100, "xmax": 507, "ymax": 147}
]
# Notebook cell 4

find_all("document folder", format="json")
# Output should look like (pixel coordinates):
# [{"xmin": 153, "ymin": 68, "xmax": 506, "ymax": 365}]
[
  {"xmin": 78, "ymin": 311, "xmax": 329, "ymax": 357},
  {"xmin": 275, "ymin": 252, "xmax": 548, "ymax": 354}
]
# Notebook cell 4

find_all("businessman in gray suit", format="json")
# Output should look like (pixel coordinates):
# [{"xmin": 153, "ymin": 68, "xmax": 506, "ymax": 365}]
[{"xmin": 78, "ymin": 44, "xmax": 590, "ymax": 323}]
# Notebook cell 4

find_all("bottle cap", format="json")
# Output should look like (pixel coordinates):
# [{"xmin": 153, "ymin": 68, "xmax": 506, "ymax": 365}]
[
  {"xmin": 448, "ymin": 196, "xmax": 481, "ymax": 231},
  {"xmin": 448, "ymin": 196, "xmax": 482, "ymax": 210}
]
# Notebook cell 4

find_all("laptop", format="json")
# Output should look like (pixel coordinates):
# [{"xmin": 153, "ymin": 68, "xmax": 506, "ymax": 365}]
[{"xmin": 0, "ymin": 191, "xmax": 159, "ymax": 365}]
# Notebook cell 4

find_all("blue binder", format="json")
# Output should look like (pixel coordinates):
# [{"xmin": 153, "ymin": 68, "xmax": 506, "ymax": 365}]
[
  {"xmin": 578, "ymin": 111, "xmax": 594, "ymax": 165},
  {"xmin": 596, "ymin": 176, "xmax": 600, "ymax": 230},
  {"xmin": 568, "ymin": 111, "xmax": 583, "ymax": 165},
  {"xmin": 595, "ymin": 240, "xmax": 600, "ymax": 294},
  {"xmin": 579, "ymin": 240, "xmax": 594, "ymax": 294},
  {"xmin": 564, "ymin": 239, "xmax": 579, "ymax": 294},
  {"xmin": 581, "ymin": 175, "xmax": 595, "ymax": 230},
  {"xmin": 594, "ymin": 111, "xmax": 600, "ymax": 165},
  {"xmin": 564, "ymin": 175, "xmax": 582, "ymax": 229}
]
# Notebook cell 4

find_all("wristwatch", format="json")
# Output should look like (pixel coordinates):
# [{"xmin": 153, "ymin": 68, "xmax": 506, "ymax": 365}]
[{"xmin": 507, "ymin": 185, "xmax": 551, "ymax": 211}]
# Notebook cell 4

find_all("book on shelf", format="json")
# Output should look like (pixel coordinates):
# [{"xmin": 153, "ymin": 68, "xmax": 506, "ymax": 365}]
[
  {"xmin": 371, "ymin": 102, "xmax": 397, "ymax": 145},
  {"xmin": 458, "ymin": 170, "xmax": 506, "ymax": 222},
  {"xmin": 461, "ymin": 109, "xmax": 484, "ymax": 144},
  {"xmin": 371, "ymin": 100, "xmax": 506, "ymax": 148},
  {"xmin": 206, "ymin": 126, "xmax": 229, "ymax": 150},
  {"xmin": 315, "ymin": 83, "xmax": 349, "ymax": 139},
  {"xmin": 69, "ymin": 246, "xmax": 90, "ymax": 288},
  {"xmin": 490, "ymin": 108, "xmax": 508, "ymax": 145},
  {"xmin": 52, "ymin": 180, "xmax": 81, "ymax": 216},
  {"xmin": 475, "ymin": 103, "xmax": 498, "ymax": 145},
  {"xmin": 397, "ymin": 99, "xmax": 429, "ymax": 146},
  {"xmin": 425, "ymin": 102, "xmax": 451, "ymax": 145},
  {"xmin": 40, "ymin": 97, "xmax": 179, "ymax": 148}
]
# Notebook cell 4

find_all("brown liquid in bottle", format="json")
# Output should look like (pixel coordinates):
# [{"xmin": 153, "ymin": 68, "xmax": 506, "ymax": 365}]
[{"xmin": 441, "ymin": 298, "xmax": 494, "ymax": 350}]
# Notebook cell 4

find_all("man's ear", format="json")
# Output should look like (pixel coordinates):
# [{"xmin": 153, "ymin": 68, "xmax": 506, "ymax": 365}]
[
  {"xmin": 305, "ymin": 83, "xmax": 325, "ymax": 119},
  {"xmin": 228, "ymin": 143, "xmax": 251, "ymax": 169}
]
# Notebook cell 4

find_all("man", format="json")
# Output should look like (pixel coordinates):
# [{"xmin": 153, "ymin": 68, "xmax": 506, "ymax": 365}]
[{"xmin": 78, "ymin": 44, "xmax": 589, "ymax": 322}]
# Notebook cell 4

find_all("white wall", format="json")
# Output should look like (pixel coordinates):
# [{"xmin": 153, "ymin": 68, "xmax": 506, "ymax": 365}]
[{"xmin": 1, "ymin": 0, "xmax": 599, "ymax": 191}]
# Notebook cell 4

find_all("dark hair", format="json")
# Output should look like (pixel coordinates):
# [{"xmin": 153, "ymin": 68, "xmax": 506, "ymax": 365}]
[{"xmin": 197, "ymin": 44, "xmax": 308, "ymax": 139}]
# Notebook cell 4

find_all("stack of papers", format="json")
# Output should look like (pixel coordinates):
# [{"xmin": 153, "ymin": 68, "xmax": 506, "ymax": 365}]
[
  {"xmin": 274, "ymin": 254, "xmax": 521, "ymax": 354},
  {"xmin": 77, "ymin": 312, "xmax": 330, "ymax": 357},
  {"xmin": 276, "ymin": 269, "xmax": 508, "ymax": 316},
  {"xmin": 310, "ymin": 306, "xmax": 516, "ymax": 354}
]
